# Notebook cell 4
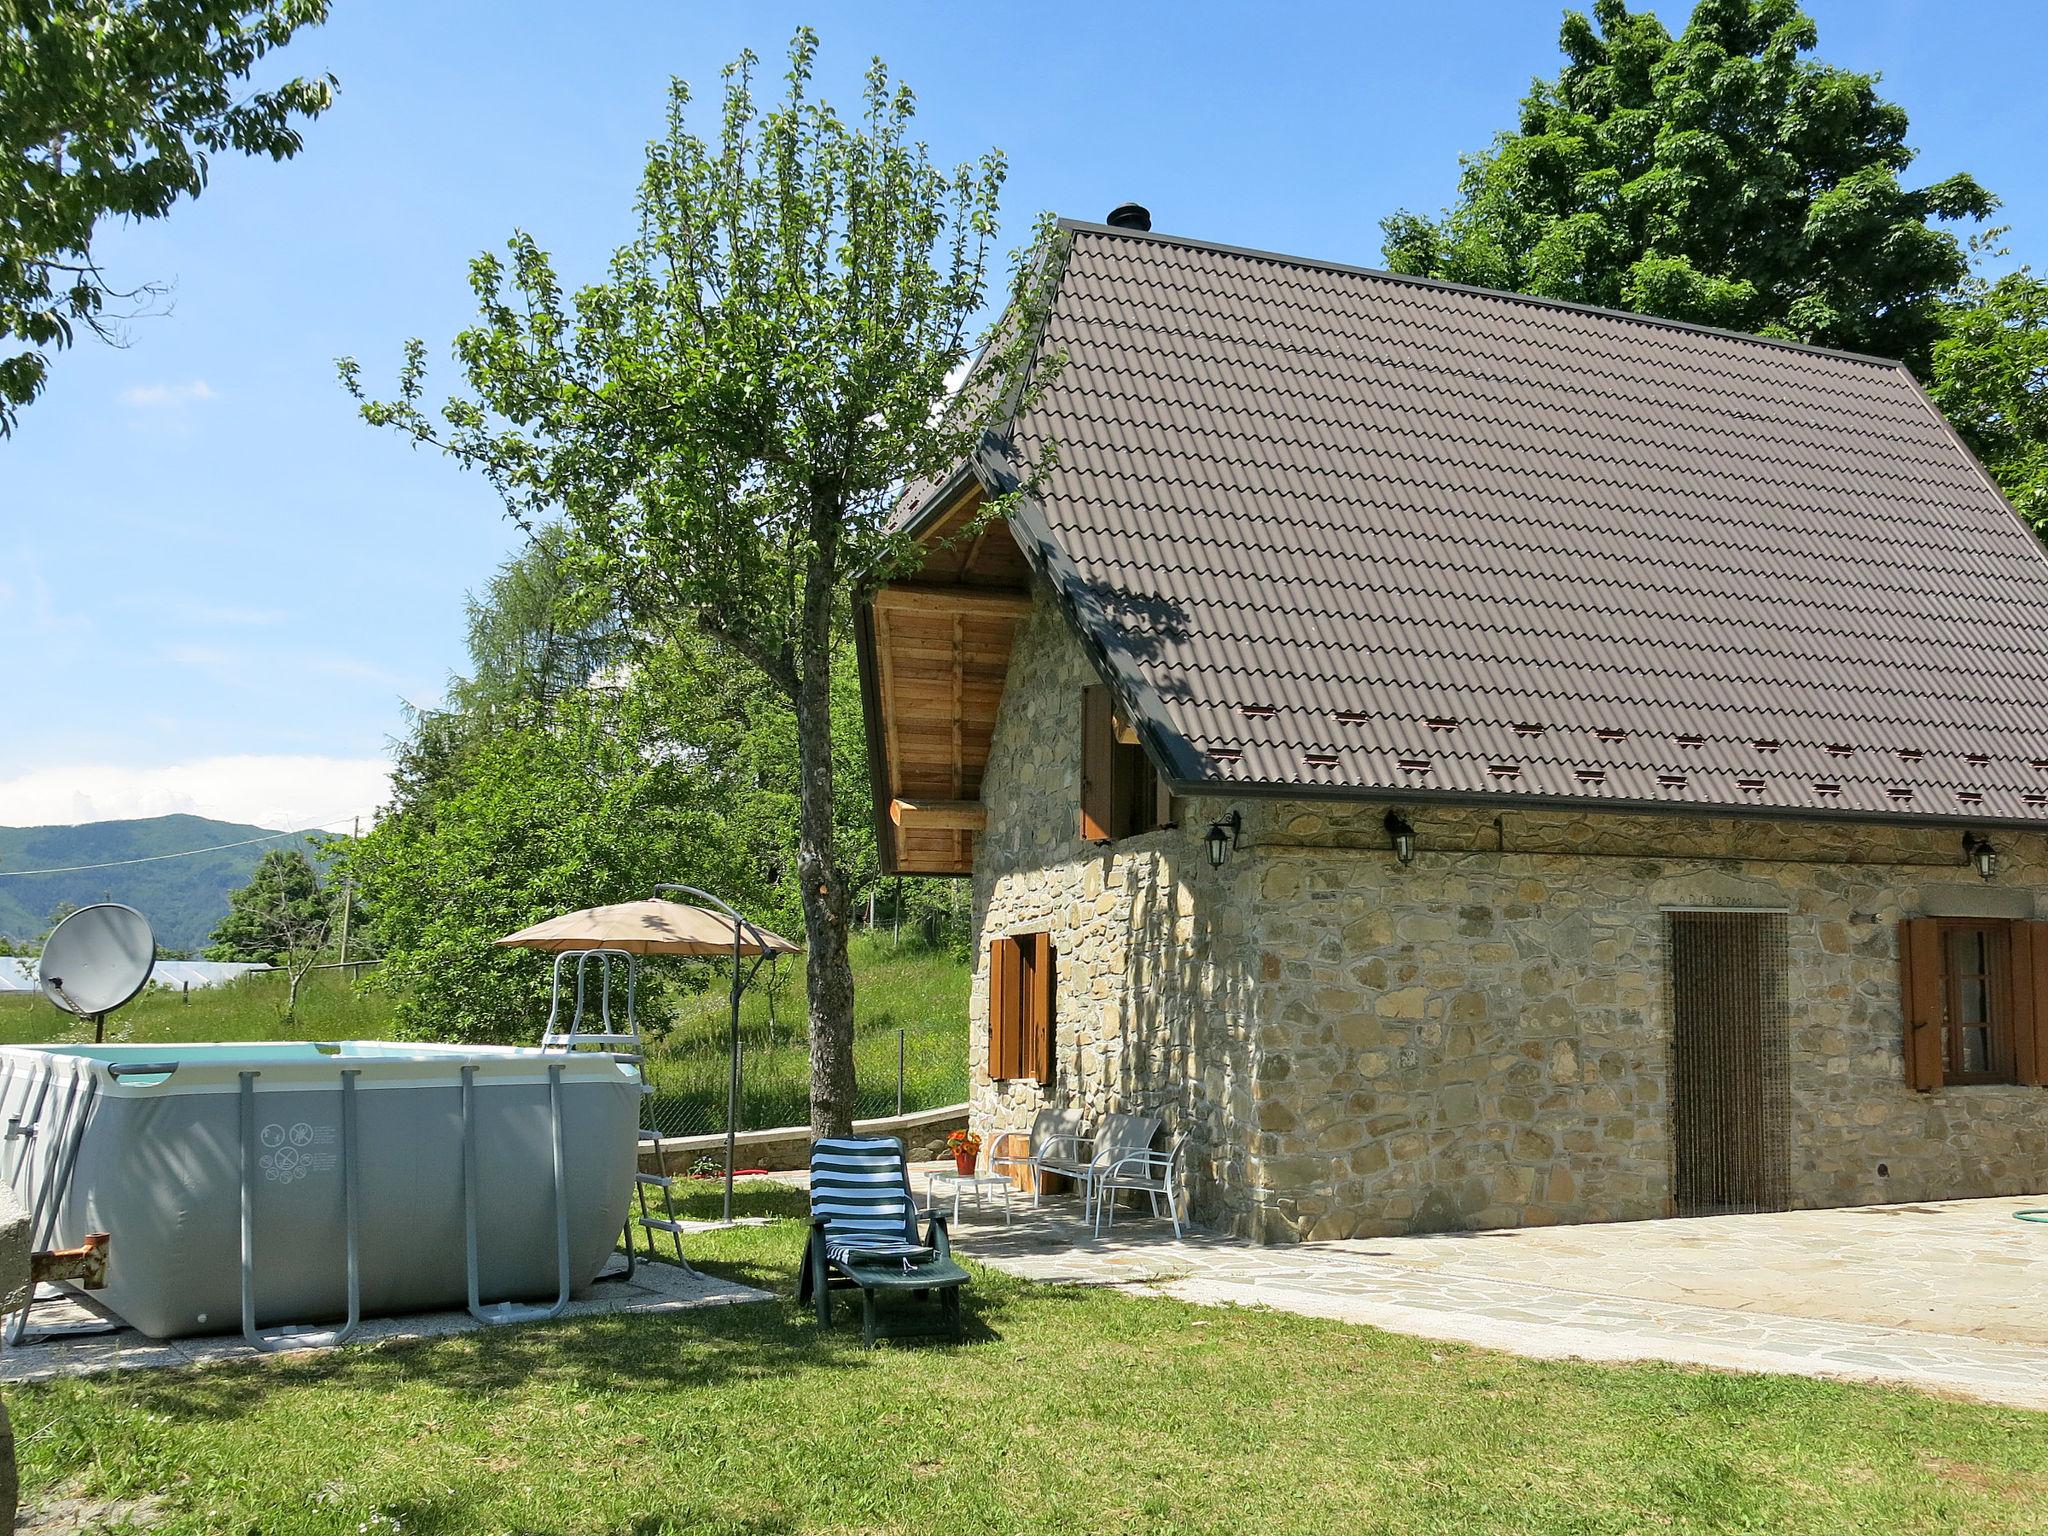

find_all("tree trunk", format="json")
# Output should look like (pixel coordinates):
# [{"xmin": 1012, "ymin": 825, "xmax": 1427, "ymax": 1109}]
[{"xmin": 793, "ymin": 632, "xmax": 857, "ymax": 1140}]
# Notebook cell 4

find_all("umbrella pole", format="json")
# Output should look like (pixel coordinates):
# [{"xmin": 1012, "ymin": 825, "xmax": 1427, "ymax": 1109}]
[
  {"xmin": 644, "ymin": 884, "xmax": 777, "ymax": 1230},
  {"xmin": 724, "ymin": 921, "xmax": 741, "ymax": 1225}
]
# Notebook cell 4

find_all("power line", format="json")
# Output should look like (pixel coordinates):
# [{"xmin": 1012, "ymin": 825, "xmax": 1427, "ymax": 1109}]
[{"xmin": 0, "ymin": 810, "xmax": 373, "ymax": 878}]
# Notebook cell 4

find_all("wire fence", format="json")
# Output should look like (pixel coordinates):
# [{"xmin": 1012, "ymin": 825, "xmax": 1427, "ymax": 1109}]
[{"xmin": 639, "ymin": 1019, "xmax": 966, "ymax": 1138}]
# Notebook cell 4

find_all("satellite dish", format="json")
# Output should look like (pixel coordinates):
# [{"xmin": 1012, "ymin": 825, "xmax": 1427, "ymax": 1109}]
[{"xmin": 39, "ymin": 904, "xmax": 155, "ymax": 1037}]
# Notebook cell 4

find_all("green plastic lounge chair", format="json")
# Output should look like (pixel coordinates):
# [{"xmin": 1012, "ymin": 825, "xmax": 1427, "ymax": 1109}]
[{"xmin": 799, "ymin": 1135, "xmax": 969, "ymax": 1345}]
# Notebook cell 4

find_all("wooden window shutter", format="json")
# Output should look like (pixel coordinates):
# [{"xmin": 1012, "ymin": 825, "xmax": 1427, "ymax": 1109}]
[
  {"xmin": 1024, "ymin": 934, "xmax": 1056, "ymax": 1086},
  {"xmin": 1899, "ymin": 918, "xmax": 1944, "ymax": 1092},
  {"xmin": 1152, "ymin": 771, "xmax": 1176, "ymax": 832},
  {"xmin": 1080, "ymin": 686, "xmax": 1115, "ymax": 842},
  {"xmin": 1018, "ymin": 936, "xmax": 1040, "ymax": 1084},
  {"xmin": 2014, "ymin": 921, "xmax": 2048, "ymax": 1086},
  {"xmin": 988, "ymin": 937, "xmax": 1023, "ymax": 1080}
]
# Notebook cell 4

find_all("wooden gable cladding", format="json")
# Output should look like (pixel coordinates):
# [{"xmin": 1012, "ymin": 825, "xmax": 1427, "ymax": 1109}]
[
  {"xmin": 860, "ymin": 484, "xmax": 1035, "ymax": 876},
  {"xmin": 903, "ymin": 485, "xmax": 1035, "ymax": 588}
]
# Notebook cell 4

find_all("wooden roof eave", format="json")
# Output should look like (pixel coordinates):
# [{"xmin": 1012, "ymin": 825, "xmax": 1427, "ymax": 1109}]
[
  {"xmin": 863, "ymin": 457, "xmax": 1026, "ymax": 878},
  {"xmin": 853, "ymin": 593, "xmax": 903, "ymax": 876}
]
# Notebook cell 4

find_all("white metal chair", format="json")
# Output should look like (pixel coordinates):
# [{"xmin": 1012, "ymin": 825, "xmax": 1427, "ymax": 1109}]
[
  {"xmin": 986, "ymin": 1107, "xmax": 1087, "ymax": 1206},
  {"xmin": 1038, "ymin": 1111, "xmax": 1161, "ymax": 1226},
  {"xmin": 1093, "ymin": 1132, "xmax": 1187, "ymax": 1238}
]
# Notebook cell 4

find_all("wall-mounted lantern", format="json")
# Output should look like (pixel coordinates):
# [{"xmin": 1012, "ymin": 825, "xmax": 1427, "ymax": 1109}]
[
  {"xmin": 1964, "ymin": 832, "xmax": 2000, "ymax": 882},
  {"xmin": 1384, "ymin": 810, "xmax": 1417, "ymax": 865},
  {"xmin": 1206, "ymin": 810, "xmax": 1242, "ymax": 868}
]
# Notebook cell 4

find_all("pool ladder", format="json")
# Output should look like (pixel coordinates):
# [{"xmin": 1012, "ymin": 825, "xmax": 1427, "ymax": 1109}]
[
  {"xmin": 541, "ymin": 948, "xmax": 692, "ymax": 1274},
  {"xmin": 1, "ymin": 1056, "xmax": 124, "ymax": 1346}
]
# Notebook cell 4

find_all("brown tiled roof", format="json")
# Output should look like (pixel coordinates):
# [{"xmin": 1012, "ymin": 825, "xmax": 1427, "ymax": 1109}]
[{"xmin": 962, "ymin": 218, "xmax": 2048, "ymax": 825}]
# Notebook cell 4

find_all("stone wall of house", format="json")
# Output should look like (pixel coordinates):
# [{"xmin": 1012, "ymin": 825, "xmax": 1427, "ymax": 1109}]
[
  {"xmin": 970, "ymin": 583, "xmax": 2048, "ymax": 1241},
  {"xmin": 1237, "ymin": 800, "xmax": 2048, "ymax": 1241},
  {"xmin": 967, "ymin": 584, "xmax": 1255, "ymax": 1228}
]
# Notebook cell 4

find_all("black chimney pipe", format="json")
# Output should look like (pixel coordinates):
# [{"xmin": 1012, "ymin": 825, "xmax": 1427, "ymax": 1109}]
[{"xmin": 1106, "ymin": 202, "xmax": 1151, "ymax": 232}]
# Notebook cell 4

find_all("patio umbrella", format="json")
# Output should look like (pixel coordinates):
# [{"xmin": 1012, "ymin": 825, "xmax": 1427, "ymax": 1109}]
[
  {"xmin": 495, "ymin": 899, "xmax": 800, "ymax": 957},
  {"xmin": 497, "ymin": 892, "xmax": 802, "ymax": 1227}
]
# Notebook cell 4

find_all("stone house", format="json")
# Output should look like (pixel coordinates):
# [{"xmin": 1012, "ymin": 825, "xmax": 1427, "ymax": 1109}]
[{"xmin": 855, "ymin": 207, "xmax": 2048, "ymax": 1242}]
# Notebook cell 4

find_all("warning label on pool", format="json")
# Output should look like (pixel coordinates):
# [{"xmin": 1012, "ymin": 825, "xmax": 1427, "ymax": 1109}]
[{"xmin": 258, "ymin": 1121, "xmax": 338, "ymax": 1182}]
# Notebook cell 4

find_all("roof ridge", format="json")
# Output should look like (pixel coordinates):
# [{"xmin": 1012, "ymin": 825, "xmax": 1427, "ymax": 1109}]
[{"xmin": 1055, "ymin": 217, "xmax": 1914, "ymax": 374}]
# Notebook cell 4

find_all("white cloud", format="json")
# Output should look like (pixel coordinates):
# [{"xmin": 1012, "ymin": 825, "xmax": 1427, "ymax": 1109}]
[
  {"xmin": 0, "ymin": 756, "xmax": 391, "ymax": 833},
  {"xmin": 119, "ymin": 380, "xmax": 217, "ymax": 409}
]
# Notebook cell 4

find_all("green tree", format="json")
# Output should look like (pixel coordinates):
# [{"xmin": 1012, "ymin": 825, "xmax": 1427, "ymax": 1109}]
[
  {"xmin": 1380, "ymin": 0, "xmax": 1994, "ymax": 372},
  {"xmin": 631, "ymin": 621, "xmax": 876, "ymax": 942},
  {"xmin": 450, "ymin": 522, "xmax": 626, "ymax": 731},
  {"xmin": 343, "ymin": 686, "xmax": 759, "ymax": 1044},
  {"xmin": 343, "ymin": 31, "xmax": 1044, "ymax": 1135},
  {"xmin": 1931, "ymin": 267, "xmax": 2048, "ymax": 528},
  {"xmin": 377, "ymin": 526, "xmax": 624, "ymax": 824},
  {"xmin": 1, "ymin": 0, "xmax": 335, "ymax": 433},
  {"xmin": 349, "ymin": 519, "xmax": 972, "ymax": 1045},
  {"xmin": 205, "ymin": 845, "xmax": 333, "ymax": 1015}
]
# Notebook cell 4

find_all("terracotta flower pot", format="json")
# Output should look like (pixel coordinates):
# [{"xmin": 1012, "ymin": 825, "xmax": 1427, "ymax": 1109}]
[{"xmin": 953, "ymin": 1150, "xmax": 978, "ymax": 1175}]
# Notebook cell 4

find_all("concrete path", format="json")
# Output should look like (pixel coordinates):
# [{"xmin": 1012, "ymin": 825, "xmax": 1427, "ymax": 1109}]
[{"xmin": 951, "ymin": 1192, "xmax": 2048, "ymax": 1411}]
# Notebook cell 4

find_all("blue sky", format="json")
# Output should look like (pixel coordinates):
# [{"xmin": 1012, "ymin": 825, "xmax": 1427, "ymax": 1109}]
[{"xmin": 3, "ymin": 0, "xmax": 2042, "ymax": 832}]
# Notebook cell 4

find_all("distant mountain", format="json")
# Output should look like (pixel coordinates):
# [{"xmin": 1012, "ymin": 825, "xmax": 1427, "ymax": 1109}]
[{"xmin": 0, "ymin": 815, "xmax": 328, "ymax": 955}]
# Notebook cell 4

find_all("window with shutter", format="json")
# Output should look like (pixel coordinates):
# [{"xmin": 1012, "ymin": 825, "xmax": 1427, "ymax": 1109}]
[
  {"xmin": 1078, "ymin": 684, "xmax": 1175, "ymax": 843},
  {"xmin": 1899, "ymin": 916, "xmax": 2048, "ymax": 1088},
  {"xmin": 988, "ymin": 932, "xmax": 1055, "ymax": 1084}
]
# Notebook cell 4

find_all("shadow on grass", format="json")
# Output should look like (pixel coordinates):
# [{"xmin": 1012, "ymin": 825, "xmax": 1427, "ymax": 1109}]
[
  {"xmin": 78, "ymin": 1230, "xmax": 1054, "ymax": 1434},
  {"xmin": 382, "ymin": 1491, "xmax": 802, "ymax": 1536},
  {"xmin": 668, "ymin": 1177, "xmax": 810, "ymax": 1223}
]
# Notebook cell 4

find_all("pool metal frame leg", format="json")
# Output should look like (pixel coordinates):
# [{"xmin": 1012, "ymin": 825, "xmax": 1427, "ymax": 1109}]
[
  {"xmin": 462, "ymin": 1063, "xmax": 572, "ymax": 1326},
  {"xmin": 238, "ymin": 1068, "xmax": 362, "ymax": 1353}
]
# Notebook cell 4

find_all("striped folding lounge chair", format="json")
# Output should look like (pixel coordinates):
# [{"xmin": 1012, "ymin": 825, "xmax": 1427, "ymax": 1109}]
[{"xmin": 798, "ymin": 1135, "xmax": 969, "ymax": 1345}]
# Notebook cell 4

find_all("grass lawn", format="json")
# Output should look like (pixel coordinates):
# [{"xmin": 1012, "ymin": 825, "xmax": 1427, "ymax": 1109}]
[
  {"xmin": 10, "ymin": 1184, "xmax": 2046, "ymax": 1535},
  {"xmin": 0, "ymin": 971, "xmax": 395, "ymax": 1047},
  {"xmin": 636, "ymin": 934, "xmax": 968, "ymax": 1135}
]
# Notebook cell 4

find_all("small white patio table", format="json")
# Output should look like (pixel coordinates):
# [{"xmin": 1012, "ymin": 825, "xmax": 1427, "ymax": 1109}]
[{"xmin": 926, "ymin": 1169, "xmax": 1014, "ymax": 1224}]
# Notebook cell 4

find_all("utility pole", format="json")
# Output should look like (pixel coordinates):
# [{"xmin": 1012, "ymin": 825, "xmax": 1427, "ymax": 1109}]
[{"xmin": 336, "ymin": 816, "xmax": 357, "ymax": 970}]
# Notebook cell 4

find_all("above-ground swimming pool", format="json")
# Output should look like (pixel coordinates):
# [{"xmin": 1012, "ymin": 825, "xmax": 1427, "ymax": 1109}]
[{"xmin": 0, "ymin": 1041, "xmax": 639, "ymax": 1342}]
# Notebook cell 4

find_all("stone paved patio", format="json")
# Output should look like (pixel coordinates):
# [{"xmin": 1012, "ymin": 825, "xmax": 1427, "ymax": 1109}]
[{"xmin": 941, "ymin": 1187, "xmax": 2048, "ymax": 1411}]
